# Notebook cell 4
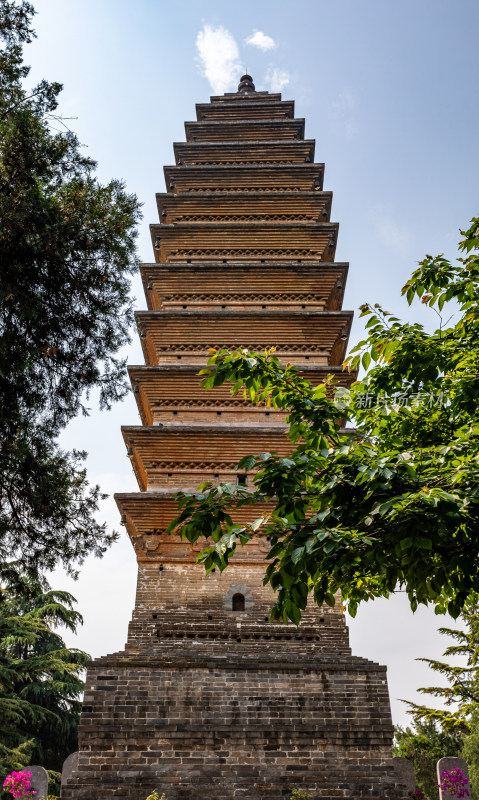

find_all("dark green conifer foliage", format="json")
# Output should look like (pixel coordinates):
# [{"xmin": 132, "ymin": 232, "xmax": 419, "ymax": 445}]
[
  {"xmin": 0, "ymin": 0, "xmax": 141, "ymax": 579},
  {"xmin": 0, "ymin": 576, "xmax": 89, "ymax": 795},
  {"xmin": 405, "ymin": 603, "xmax": 479, "ymax": 733}
]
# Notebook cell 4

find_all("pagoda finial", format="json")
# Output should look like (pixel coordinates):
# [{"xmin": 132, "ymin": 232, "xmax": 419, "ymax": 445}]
[{"xmin": 237, "ymin": 74, "xmax": 256, "ymax": 94}]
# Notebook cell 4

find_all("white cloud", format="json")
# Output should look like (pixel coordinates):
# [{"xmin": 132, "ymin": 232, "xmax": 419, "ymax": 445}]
[
  {"xmin": 195, "ymin": 24, "xmax": 242, "ymax": 95},
  {"xmin": 265, "ymin": 67, "xmax": 290, "ymax": 93},
  {"xmin": 245, "ymin": 30, "xmax": 276, "ymax": 51}
]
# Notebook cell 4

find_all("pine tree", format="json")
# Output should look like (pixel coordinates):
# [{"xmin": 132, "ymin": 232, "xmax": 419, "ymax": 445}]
[
  {"xmin": 404, "ymin": 603, "xmax": 479, "ymax": 733},
  {"xmin": 0, "ymin": 0, "xmax": 141, "ymax": 581},
  {"xmin": 462, "ymin": 713, "xmax": 479, "ymax": 800},
  {"xmin": 0, "ymin": 575, "xmax": 89, "ymax": 795}
]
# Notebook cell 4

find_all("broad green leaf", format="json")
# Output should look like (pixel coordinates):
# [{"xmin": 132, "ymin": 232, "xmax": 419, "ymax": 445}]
[
  {"xmin": 361, "ymin": 351, "xmax": 371, "ymax": 371},
  {"xmin": 291, "ymin": 546, "xmax": 305, "ymax": 565}
]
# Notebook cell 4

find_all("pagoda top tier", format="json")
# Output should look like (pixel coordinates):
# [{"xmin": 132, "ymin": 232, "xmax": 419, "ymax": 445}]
[
  {"xmin": 196, "ymin": 76, "xmax": 294, "ymax": 122},
  {"xmin": 196, "ymin": 98, "xmax": 294, "ymax": 121},
  {"xmin": 209, "ymin": 73, "xmax": 283, "ymax": 103}
]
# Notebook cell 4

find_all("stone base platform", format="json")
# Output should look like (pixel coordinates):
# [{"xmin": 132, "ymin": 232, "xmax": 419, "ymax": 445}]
[{"xmin": 61, "ymin": 640, "xmax": 406, "ymax": 800}]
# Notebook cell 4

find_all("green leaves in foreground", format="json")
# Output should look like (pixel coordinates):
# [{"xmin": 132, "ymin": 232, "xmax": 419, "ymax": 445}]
[{"xmin": 170, "ymin": 216, "xmax": 479, "ymax": 624}]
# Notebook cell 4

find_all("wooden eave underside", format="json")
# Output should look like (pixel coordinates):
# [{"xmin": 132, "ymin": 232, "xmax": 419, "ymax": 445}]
[
  {"xmin": 115, "ymin": 491, "xmax": 275, "ymax": 562},
  {"xmin": 127, "ymin": 364, "xmax": 358, "ymax": 427},
  {"xmin": 149, "ymin": 222, "xmax": 338, "ymax": 263},
  {"xmin": 196, "ymin": 100, "xmax": 295, "ymax": 121},
  {"xmin": 135, "ymin": 309, "xmax": 353, "ymax": 365},
  {"xmin": 163, "ymin": 163, "xmax": 324, "ymax": 193},
  {"xmin": 173, "ymin": 140, "xmax": 316, "ymax": 165},
  {"xmin": 122, "ymin": 424, "xmax": 291, "ymax": 493},
  {"xmin": 139, "ymin": 262, "xmax": 348, "ymax": 312},
  {"xmin": 184, "ymin": 118, "xmax": 305, "ymax": 142},
  {"xmin": 155, "ymin": 191, "xmax": 333, "ymax": 224}
]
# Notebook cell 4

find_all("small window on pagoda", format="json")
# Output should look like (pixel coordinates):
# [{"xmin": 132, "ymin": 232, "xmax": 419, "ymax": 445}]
[
  {"xmin": 232, "ymin": 593, "xmax": 245, "ymax": 612},
  {"xmin": 237, "ymin": 474, "xmax": 247, "ymax": 486}
]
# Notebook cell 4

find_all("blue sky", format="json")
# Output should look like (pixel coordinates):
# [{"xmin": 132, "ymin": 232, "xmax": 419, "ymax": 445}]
[{"xmin": 25, "ymin": 0, "xmax": 479, "ymax": 725}]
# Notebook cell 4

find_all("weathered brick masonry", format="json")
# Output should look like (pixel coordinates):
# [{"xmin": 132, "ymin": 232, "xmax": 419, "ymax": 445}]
[{"xmin": 61, "ymin": 75, "xmax": 405, "ymax": 799}]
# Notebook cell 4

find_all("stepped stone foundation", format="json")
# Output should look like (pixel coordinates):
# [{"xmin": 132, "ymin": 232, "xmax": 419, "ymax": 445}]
[{"xmin": 61, "ymin": 75, "xmax": 406, "ymax": 800}]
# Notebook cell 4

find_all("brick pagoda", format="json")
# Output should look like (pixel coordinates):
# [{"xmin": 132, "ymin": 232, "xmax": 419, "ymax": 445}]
[{"xmin": 61, "ymin": 75, "xmax": 404, "ymax": 800}]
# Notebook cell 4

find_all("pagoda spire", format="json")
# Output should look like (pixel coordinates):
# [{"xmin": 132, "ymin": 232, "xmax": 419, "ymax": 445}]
[{"xmin": 237, "ymin": 73, "xmax": 256, "ymax": 93}]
